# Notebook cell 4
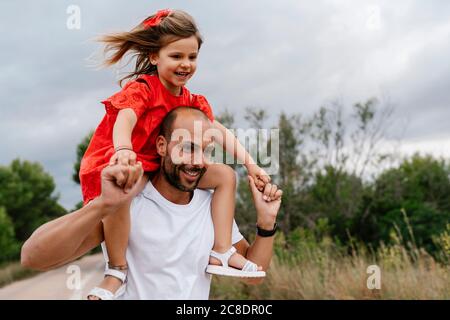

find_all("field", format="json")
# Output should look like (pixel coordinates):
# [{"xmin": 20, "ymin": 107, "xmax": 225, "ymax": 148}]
[{"xmin": 211, "ymin": 227, "xmax": 450, "ymax": 299}]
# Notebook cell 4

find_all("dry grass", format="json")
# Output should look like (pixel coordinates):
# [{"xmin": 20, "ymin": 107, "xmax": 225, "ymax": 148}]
[
  {"xmin": 0, "ymin": 261, "xmax": 38, "ymax": 288},
  {"xmin": 211, "ymin": 226, "xmax": 450, "ymax": 300}
]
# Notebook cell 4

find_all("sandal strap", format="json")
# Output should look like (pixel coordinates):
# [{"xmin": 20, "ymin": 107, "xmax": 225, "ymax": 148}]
[
  {"xmin": 104, "ymin": 268, "xmax": 127, "ymax": 283},
  {"xmin": 242, "ymin": 260, "xmax": 259, "ymax": 272},
  {"xmin": 87, "ymin": 287, "xmax": 114, "ymax": 300},
  {"xmin": 210, "ymin": 246, "xmax": 237, "ymax": 267}
]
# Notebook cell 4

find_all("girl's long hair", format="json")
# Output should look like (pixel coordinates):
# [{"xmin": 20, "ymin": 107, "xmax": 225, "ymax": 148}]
[{"xmin": 97, "ymin": 10, "xmax": 203, "ymax": 86}]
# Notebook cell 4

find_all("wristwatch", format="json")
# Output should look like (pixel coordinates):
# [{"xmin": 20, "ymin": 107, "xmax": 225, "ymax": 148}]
[{"xmin": 256, "ymin": 222, "xmax": 278, "ymax": 237}]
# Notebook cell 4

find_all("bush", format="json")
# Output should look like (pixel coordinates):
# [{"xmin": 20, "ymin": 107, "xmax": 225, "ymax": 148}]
[
  {"xmin": 0, "ymin": 159, "xmax": 66, "ymax": 242},
  {"xmin": 365, "ymin": 155, "xmax": 450, "ymax": 252},
  {"xmin": 0, "ymin": 207, "xmax": 19, "ymax": 262}
]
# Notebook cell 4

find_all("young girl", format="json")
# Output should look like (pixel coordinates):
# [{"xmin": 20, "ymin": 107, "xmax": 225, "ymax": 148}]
[{"xmin": 80, "ymin": 9, "xmax": 274, "ymax": 300}]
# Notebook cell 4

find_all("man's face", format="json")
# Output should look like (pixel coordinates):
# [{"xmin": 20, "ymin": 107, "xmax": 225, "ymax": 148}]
[
  {"xmin": 161, "ymin": 145, "xmax": 207, "ymax": 192},
  {"xmin": 160, "ymin": 115, "xmax": 214, "ymax": 192}
]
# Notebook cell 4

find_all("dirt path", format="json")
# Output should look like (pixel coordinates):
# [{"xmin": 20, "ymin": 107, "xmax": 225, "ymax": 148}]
[{"xmin": 0, "ymin": 254, "xmax": 104, "ymax": 300}]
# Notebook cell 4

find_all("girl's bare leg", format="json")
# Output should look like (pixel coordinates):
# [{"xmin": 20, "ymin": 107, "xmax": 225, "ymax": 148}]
[
  {"xmin": 198, "ymin": 164, "xmax": 261, "ymax": 270},
  {"xmin": 88, "ymin": 201, "xmax": 130, "ymax": 299}
]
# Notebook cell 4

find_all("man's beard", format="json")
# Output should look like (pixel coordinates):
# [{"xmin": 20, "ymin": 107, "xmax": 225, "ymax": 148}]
[{"xmin": 161, "ymin": 157, "xmax": 206, "ymax": 192}]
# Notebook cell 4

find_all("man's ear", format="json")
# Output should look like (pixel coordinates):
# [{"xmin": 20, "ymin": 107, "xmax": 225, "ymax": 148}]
[{"xmin": 156, "ymin": 135, "xmax": 167, "ymax": 156}]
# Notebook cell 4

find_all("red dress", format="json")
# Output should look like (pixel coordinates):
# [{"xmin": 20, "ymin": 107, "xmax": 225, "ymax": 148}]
[{"xmin": 79, "ymin": 74, "xmax": 215, "ymax": 204}]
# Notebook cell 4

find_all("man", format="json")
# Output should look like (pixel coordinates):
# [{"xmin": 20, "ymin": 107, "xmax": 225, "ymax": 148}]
[{"xmin": 21, "ymin": 107, "xmax": 282, "ymax": 299}]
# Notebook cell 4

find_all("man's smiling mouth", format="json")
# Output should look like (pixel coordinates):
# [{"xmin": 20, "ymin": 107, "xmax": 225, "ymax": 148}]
[{"xmin": 182, "ymin": 168, "xmax": 200, "ymax": 177}]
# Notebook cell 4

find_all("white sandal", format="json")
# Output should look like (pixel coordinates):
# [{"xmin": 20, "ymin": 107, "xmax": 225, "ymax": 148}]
[
  {"xmin": 87, "ymin": 267, "xmax": 127, "ymax": 300},
  {"xmin": 205, "ymin": 246, "xmax": 266, "ymax": 278}
]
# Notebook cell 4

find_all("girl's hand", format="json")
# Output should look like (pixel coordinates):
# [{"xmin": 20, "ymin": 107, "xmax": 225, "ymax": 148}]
[
  {"xmin": 109, "ymin": 149, "xmax": 137, "ymax": 166},
  {"xmin": 246, "ymin": 164, "xmax": 272, "ymax": 199}
]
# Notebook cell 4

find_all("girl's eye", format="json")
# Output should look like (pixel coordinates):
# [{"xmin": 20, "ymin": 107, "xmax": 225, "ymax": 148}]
[{"xmin": 189, "ymin": 56, "xmax": 197, "ymax": 60}]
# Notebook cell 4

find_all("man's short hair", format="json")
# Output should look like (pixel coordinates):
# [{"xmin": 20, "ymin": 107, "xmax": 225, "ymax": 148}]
[{"xmin": 160, "ymin": 107, "xmax": 209, "ymax": 139}]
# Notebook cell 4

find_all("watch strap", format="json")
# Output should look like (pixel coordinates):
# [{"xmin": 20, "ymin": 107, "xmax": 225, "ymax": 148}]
[{"xmin": 256, "ymin": 222, "xmax": 277, "ymax": 237}]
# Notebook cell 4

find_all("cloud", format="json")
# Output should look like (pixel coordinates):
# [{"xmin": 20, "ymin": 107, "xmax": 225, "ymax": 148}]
[{"xmin": 1, "ymin": 0, "xmax": 449, "ymax": 209}]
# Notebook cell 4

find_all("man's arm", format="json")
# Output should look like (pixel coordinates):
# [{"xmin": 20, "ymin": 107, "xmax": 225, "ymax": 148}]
[
  {"xmin": 234, "ymin": 232, "xmax": 275, "ymax": 272},
  {"xmin": 21, "ymin": 163, "xmax": 145, "ymax": 271},
  {"xmin": 21, "ymin": 198, "xmax": 107, "ymax": 271},
  {"xmin": 234, "ymin": 227, "xmax": 276, "ymax": 285},
  {"xmin": 234, "ymin": 176, "xmax": 282, "ymax": 284}
]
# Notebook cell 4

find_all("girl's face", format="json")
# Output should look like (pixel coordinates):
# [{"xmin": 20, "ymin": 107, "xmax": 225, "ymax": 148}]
[{"xmin": 150, "ymin": 35, "xmax": 199, "ymax": 95}]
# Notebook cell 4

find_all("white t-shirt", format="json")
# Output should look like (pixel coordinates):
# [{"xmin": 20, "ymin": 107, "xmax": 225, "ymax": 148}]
[{"xmin": 102, "ymin": 180, "xmax": 244, "ymax": 300}]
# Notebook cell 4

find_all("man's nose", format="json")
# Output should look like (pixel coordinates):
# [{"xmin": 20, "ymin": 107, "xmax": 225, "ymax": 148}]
[{"xmin": 191, "ymin": 151, "xmax": 208, "ymax": 167}]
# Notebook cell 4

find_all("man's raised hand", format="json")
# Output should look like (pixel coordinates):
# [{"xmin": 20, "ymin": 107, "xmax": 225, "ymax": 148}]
[
  {"xmin": 99, "ymin": 162, "xmax": 145, "ymax": 208},
  {"xmin": 247, "ymin": 176, "xmax": 282, "ymax": 225}
]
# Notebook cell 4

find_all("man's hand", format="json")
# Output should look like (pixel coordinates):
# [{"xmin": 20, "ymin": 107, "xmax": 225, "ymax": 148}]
[
  {"xmin": 98, "ymin": 162, "xmax": 145, "ymax": 209},
  {"xmin": 248, "ymin": 176, "xmax": 282, "ymax": 229},
  {"xmin": 246, "ymin": 164, "xmax": 271, "ymax": 193}
]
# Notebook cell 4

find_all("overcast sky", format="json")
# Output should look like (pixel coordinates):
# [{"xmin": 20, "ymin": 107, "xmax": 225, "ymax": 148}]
[{"xmin": 1, "ymin": 0, "xmax": 450, "ymax": 210}]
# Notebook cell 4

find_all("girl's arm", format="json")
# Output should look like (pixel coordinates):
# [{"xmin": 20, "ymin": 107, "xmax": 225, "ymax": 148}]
[
  {"xmin": 212, "ymin": 120, "xmax": 270, "ymax": 188},
  {"xmin": 110, "ymin": 109, "xmax": 138, "ymax": 165},
  {"xmin": 212, "ymin": 120, "xmax": 255, "ymax": 167}
]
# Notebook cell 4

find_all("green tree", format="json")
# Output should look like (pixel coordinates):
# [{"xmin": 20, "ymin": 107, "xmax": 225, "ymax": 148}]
[
  {"xmin": 73, "ymin": 131, "xmax": 93, "ymax": 184},
  {"xmin": 362, "ymin": 154, "xmax": 450, "ymax": 251},
  {"xmin": 235, "ymin": 98, "xmax": 395, "ymax": 241},
  {"xmin": 0, "ymin": 159, "xmax": 66, "ymax": 242},
  {"xmin": 274, "ymin": 112, "xmax": 304, "ymax": 234},
  {"xmin": 72, "ymin": 131, "xmax": 94, "ymax": 210},
  {"xmin": 288, "ymin": 98, "xmax": 393, "ymax": 238},
  {"xmin": 0, "ymin": 207, "xmax": 19, "ymax": 262},
  {"xmin": 304, "ymin": 166, "xmax": 365, "ymax": 241}
]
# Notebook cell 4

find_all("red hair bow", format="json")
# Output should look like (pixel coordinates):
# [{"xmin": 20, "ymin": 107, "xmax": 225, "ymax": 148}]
[{"xmin": 143, "ymin": 9, "xmax": 171, "ymax": 28}]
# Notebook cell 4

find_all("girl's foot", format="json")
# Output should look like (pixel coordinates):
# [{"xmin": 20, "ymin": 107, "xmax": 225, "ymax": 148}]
[
  {"xmin": 87, "ymin": 265, "xmax": 128, "ymax": 300},
  {"xmin": 208, "ymin": 248, "xmax": 263, "ymax": 272},
  {"xmin": 87, "ymin": 276, "xmax": 123, "ymax": 300}
]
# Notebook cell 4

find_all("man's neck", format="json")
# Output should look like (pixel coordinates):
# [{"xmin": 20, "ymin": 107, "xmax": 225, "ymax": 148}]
[{"xmin": 151, "ymin": 172, "xmax": 193, "ymax": 205}]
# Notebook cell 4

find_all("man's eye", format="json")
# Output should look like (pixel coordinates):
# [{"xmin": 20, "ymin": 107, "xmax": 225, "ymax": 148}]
[
  {"xmin": 182, "ymin": 145, "xmax": 192, "ymax": 153},
  {"xmin": 203, "ymin": 145, "xmax": 215, "ymax": 160},
  {"xmin": 204, "ymin": 145, "xmax": 215, "ymax": 155}
]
